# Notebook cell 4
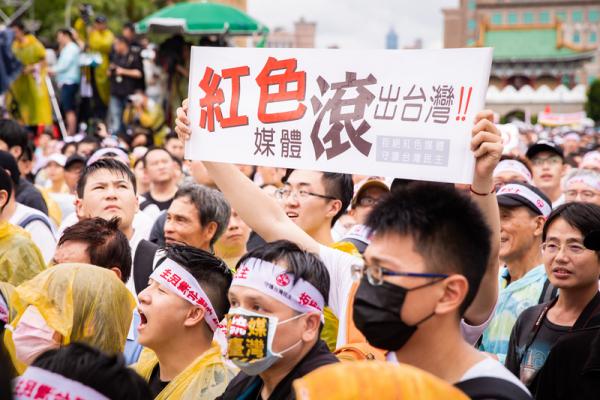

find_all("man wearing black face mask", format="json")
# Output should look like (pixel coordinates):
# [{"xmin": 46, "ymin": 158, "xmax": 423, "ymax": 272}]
[{"xmin": 352, "ymin": 184, "xmax": 531, "ymax": 399}]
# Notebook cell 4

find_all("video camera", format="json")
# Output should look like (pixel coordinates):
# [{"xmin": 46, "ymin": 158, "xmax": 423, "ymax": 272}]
[{"xmin": 79, "ymin": 3, "xmax": 94, "ymax": 25}]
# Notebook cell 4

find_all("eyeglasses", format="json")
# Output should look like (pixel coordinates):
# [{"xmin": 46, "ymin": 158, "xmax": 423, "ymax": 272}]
[
  {"xmin": 532, "ymin": 156, "xmax": 562, "ymax": 167},
  {"xmin": 356, "ymin": 196, "xmax": 381, "ymax": 208},
  {"xmin": 274, "ymin": 188, "xmax": 337, "ymax": 201},
  {"xmin": 351, "ymin": 263, "xmax": 449, "ymax": 286},
  {"xmin": 565, "ymin": 190, "xmax": 599, "ymax": 201},
  {"xmin": 541, "ymin": 242, "xmax": 587, "ymax": 256}
]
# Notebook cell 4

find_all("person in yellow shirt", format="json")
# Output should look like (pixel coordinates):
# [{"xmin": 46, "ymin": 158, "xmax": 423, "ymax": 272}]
[{"xmin": 7, "ymin": 21, "xmax": 52, "ymax": 128}]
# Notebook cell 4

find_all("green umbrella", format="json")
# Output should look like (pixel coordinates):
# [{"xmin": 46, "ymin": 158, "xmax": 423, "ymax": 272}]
[{"xmin": 135, "ymin": 1, "xmax": 268, "ymax": 35}]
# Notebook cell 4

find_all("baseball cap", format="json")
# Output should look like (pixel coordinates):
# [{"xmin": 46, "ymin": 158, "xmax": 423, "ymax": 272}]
[
  {"xmin": 44, "ymin": 153, "xmax": 66, "ymax": 168},
  {"xmin": 65, "ymin": 154, "xmax": 86, "ymax": 170},
  {"xmin": 351, "ymin": 177, "xmax": 389, "ymax": 208},
  {"xmin": 584, "ymin": 230, "xmax": 600, "ymax": 251},
  {"xmin": 526, "ymin": 140, "xmax": 564, "ymax": 160},
  {"xmin": 497, "ymin": 182, "xmax": 552, "ymax": 218},
  {"xmin": 95, "ymin": 15, "xmax": 107, "ymax": 24}
]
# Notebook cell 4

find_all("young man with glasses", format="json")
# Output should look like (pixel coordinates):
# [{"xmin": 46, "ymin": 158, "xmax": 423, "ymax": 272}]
[
  {"xmin": 479, "ymin": 182, "xmax": 554, "ymax": 363},
  {"xmin": 505, "ymin": 202, "xmax": 600, "ymax": 396},
  {"xmin": 347, "ymin": 177, "xmax": 390, "ymax": 226},
  {"xmin": 526, "ymin": 141, "xmax": 568, "ymax": 208},
  {"xmin": 273, "ymin": 170, "xmax": 353, "ymax": 246}
]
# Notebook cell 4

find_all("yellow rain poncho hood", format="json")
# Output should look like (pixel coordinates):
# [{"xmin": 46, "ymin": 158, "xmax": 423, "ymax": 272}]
[
  {"xmin": 293, "ymin": 361, "xmax": 470, "ymax": 400},
  {"xmin": 0, "ymin": 221, "xmax": 46, "ymax": 285},
  {"xmin": 5, "ymin": 263, "xmax": 135, "ymax": 374},
  {"xmin": 135, "ymin": 341, "xmax": 236, "ymax": 400}
]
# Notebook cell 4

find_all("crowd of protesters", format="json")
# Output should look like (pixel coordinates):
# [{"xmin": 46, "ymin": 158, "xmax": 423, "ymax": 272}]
[{"xmin": 0, "ymin": 13, "xmax": 599, "ymax": 400}]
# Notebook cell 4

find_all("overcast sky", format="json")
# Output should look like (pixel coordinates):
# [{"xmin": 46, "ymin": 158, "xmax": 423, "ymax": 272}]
[{"xmin": 247, "ymin": 0, "xmax": 459, "ymax": 49}]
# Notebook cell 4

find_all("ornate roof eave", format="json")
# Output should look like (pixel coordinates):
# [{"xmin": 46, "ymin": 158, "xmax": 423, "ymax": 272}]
[
  {"xmin": 475, "ymin": 18, "xmax": 598, "ymax": 53},
  {"xmin": 493, "ymin": 52, "xmax": 596, "ymax": 64}
]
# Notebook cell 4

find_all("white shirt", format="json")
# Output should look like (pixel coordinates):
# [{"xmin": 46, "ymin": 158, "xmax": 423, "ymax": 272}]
[
  {"xmin": 10, "ymin": 203, "xmax": 57, "ymax": 263},
  {"xmin": 552, "ymin": 194, "xmax": 565, "ymax": 209},
  {"xmin": 461, "ymin": 358, "xmax": 530, "ymax": 394},
  {"xmin": 318, "ymin": 245, "xmax": 495, "ymax": 347}
]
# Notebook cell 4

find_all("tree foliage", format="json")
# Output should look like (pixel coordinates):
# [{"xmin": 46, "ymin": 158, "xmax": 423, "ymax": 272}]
[{"xmin": 586, "ymin": 79, "xmax": 600, "ymax": 124}]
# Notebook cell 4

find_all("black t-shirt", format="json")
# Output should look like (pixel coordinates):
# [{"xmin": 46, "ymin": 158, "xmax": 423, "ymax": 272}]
[
  {"xmin": 505, "ymin": 303, "xmax": 569, "ymax": 390},
  {"xmin": 140, "ymin": 192, "xmax": 173, "ymax": 213},
  {"xmin": 109, "ymin": 50, "xmax": 143, "ymax": 98},
  {"xmin": 148, "ymin": 364, "xmax": 170, "ymax": 398}
]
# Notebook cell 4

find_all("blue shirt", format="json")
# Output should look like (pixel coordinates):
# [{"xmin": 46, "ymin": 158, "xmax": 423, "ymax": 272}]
[
  {"xmin": 54, "ymin": 42, "xmax": 80, "ymax": 86},
  {"xmin": 124, "ymin": 309, "xmax": 143, "ymax": 365}
]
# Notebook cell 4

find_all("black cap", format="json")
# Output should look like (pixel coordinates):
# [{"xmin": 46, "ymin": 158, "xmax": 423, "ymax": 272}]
[
  {"xmin": 95, "ymin": 15, "xmax": 107, "ymax": 24},
  {"xmin": 497, "ymin": 182, "xmax": 552, "ymax": 217},
  {"xmin": 526, "ymin": 140, "xmax": 564, "ymax": 160},
  {"xmin": 65, "ymin": 154, "xmax": 86, "ymax": 170},
  {"xmin": 584, "ymin": 231, "xmax": 600, "ymax": 251}
]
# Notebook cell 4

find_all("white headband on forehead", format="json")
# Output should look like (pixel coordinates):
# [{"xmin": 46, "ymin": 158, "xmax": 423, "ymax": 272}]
[
  {"xmin": 583, "ymin": 151, "xmax": 600, "ymax": 164},
  {"xmin": 150, "ymin": 258, "xmax": 220, "ymax": 332},
  {"xmin": 567, "ymin": 175, "xmax": 600, "ymax": 192},
  {"xmin": 493, "ymin": 160, "xmax": 533, "ymax": 184},
  {"xmin": 13, "ymin": 367, "xmax": 108, "ymax": 400},
  {"xmin": 497, "ymin": 184, "xmax": 552, "ymax": 218},
  {"xmin": 232, "ymin": 258, "xmax": 325, "ymax": 316}
]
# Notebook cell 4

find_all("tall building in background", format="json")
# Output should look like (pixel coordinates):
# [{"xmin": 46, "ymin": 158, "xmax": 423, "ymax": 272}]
[
  {"xmin": 443, "ymin": 0, "xmax": 600, "ymax": 116},
  {"xmin": 386, "ymin": 27, "xmax": 398, "ymax": 49},
  {"xmin": 266, "ymin": 17, "xmax": 316, "ymax": 48}
]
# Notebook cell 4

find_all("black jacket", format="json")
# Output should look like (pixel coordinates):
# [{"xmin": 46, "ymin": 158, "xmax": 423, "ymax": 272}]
[
  {"xmin": 216, "ymin": 340, "xmax": 338, "ymax": 400},
  {"xmin": 535, "ymin": 323, "xmax": 600, "ymax": 400}
]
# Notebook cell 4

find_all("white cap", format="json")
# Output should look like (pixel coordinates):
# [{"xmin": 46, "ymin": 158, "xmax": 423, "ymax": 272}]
[{"xmin": 45, "ymin": 153, "xmax": 66, "ymax": 168}]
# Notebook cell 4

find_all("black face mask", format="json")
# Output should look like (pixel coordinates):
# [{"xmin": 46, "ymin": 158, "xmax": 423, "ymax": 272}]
[{"xmin": 352, "ymin": 275, "xmax": 439, "ymax": 351}]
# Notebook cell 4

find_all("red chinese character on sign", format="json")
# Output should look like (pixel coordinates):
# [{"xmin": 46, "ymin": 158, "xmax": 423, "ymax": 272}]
[
  {"xmin": 256, "ymin": 57, "xmax": 307, "ymax": 123},
  {"xmin": 187, "ymin": 290, "xmax": 199, "ymax": 303},
  {"xmin": 198, "ymin": 66, "xmax": 250, "ymax": 132},
  {"xmin": 14, "ymin": 379, "xmax": 37, "ymax": 396},
  {"xmin": 54, "ymin": 392, "xmax": 72, "ymax": 400},
  {"xmin": 177, "ymin": 281, "xmax": 191, "ymax": 295},
  {"xmin": 159, "ymin": 268, "xmax": 172, "ymax": 280},
  {"xmin": 298, "ymin": 292, "xmax": 311, "ymax": 306},
  {"xmin": 168, "ymin": 273, "xmax": 181, "ymax": 286}
]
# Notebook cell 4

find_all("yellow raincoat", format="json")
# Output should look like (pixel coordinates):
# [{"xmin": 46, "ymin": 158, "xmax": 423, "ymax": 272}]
[
  {"xmin": 0, "ymin": 282, "xmax": 16, "ymax": 322},
  {"xmin": 0, "ymin": 221, "xmax": 46, "ymax": 286},
  {"xmin": 293, "ymin": 361, "xmax": 470, "ymax": 400},
  {"xmin": 123, "ymin": 100, "xmax": 170, "ymax": 146},
  {"xmin": 8, "ymin": 34, "xmax": 52, "ymax": 126},
  {"xmin": 87, "ymin": 28, "xmax": 114, "ymax": 106},
  {"xmin": 4, "ymin": 263, "xmax": 135, "ymax": 374},
  {"xmin": 134, "ymin": 341, "xmax": 236, "ymax": 400}
]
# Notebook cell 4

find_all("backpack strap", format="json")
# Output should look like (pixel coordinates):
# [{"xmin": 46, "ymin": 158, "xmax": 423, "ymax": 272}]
[
  {"xmin": 454, "ymin": 377, "xmax": 531, "ymax": 400},
  {"xmin": 133, "ymin": 240, "xmax": 159, "ymax": 295},
  {"xmin": 538, "ymin": 278, "xmax": 558, "ymax": 304},
  {"xmin": 18, "ymin": 213, "xmax": 54, "ymax": 234}
]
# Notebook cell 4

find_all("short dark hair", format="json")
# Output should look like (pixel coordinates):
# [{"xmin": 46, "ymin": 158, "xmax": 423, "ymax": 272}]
[
  {"xmin": 366, "ymin": 182, "xmax": 491, "ymax": 315},
  {"xmin": 0, "ymin": 119, "xmax": 27, "ymax": 156},
  {"xmin": 141, "ymin": 147, "xmax": 176, "ymax": 166},
  {"xmin": 58, "ymin": 217, "xmax": 132, "ymax": 282},
  {"xmin": 77, "ymin": 136, "xmax": 100, "ymax": 152},
  {"xmin": 77, "ymin": 158, "xmax": 137, "ymax": 198},
  {"xmin": 321, "ymin": 172, "xmax": 353, "ymax": 225},
  {"xmin": 159, "ymin": 245, "xmax": 232, "ymax": 323},
  {"xmin": 115, "ymin": 35, "xmax": 129, "ymax": 45},
  {"xmin": 164, "ymin": 132, "xmax": 180, "ymax": 144},
  {"xmin": 9, "ymin": 20, "xmax": 25, "ymax": 32},
  {"xmin": 32, "ymin": 342, "xmax": 152, "ymax": 400},
  {"xmin": 0, "ymin": 149, "xmax": 20, "ymax": 184},
  {"xmin": 57, "ymin": 28, "xmax": 74, "ymax": 40},
  {"xmin": 283, "ymin": 169, "xmax": 354, "ymax": 226},
  {"xmin": 543, "ymin": 202, "xmax": 600, "ymax": 259},
  {"xmin": 237, "ymin": 240, "xmax": 330, "ymax": 311},
  {"xmin": 174, "ymin": 184, "xmax": 231, "ymax": 247},
  {"xmin": 0, "ymin": 167, "xmax": 12, "ymax": 212},
  {"xmin": 61, "ymin": 142, "xmax": 77, "ymax": 156}
]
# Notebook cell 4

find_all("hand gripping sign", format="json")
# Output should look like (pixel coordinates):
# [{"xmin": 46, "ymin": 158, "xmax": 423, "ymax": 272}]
[
  {"xmin": 186, "ymin": 47, "xmax": 493, "ymax": 184},
  {"xmin": 150, "ymin": 258, "xmax": 220, "ymax": 331}
]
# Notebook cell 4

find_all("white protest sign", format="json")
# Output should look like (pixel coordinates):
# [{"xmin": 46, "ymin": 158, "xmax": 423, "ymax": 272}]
[
  {"xmin": 498, "ymin": 123, "xmax": 520, "ymax": 155},
  {"xmin": 186, "ymin": 47, "xmax": 492, "ymax": 184}
]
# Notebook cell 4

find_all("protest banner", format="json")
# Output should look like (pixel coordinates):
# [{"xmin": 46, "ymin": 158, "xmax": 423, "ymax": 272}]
[{"xmin": 185, "ymin": 47, "xmax": 493, "ymax": 184}]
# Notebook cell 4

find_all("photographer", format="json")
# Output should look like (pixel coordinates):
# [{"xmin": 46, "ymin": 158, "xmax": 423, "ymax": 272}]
[
  {"xmin": 108, "ymin": 36, "xmax": 143, "ymax": 135},
  {"xmin": 123, "ymin": 91, "xmax": 169, "ymax": 146}
]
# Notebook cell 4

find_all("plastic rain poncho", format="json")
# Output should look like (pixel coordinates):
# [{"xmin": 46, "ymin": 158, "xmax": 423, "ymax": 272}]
[{"xmin": 0, "ymin": 221, "xmax": 46, "ymax": 286}]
